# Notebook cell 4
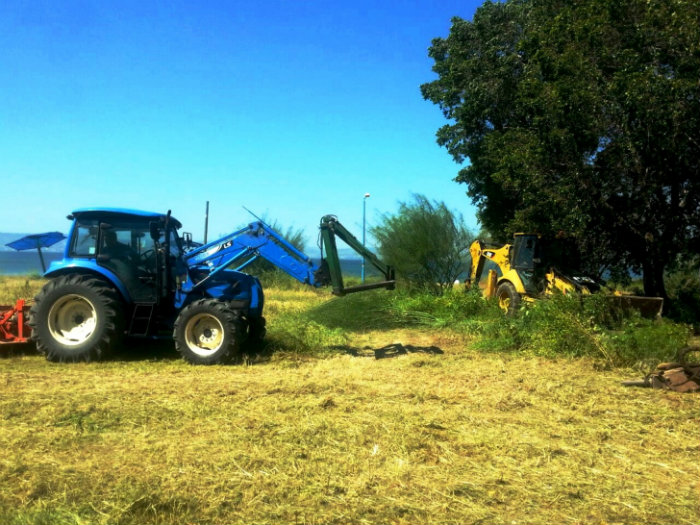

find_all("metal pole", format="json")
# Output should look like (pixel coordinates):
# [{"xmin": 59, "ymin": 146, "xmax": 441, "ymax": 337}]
[
  {"xmin": 204, "ymin": 201, "xmax": 209, "ymax": 244},
  {"xmin": 37, "ymin": 246, "xmax": 46, "ymax": 273},
  {"xmin": 362, "ymin": 193, "xmax": 370, "ymax": 283}
]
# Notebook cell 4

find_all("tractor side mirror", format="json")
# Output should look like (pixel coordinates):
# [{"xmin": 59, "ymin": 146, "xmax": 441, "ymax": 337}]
[
  {"xmin": 182, "ymin": 232, "xmax": 193, "ymax": 248},
  {"xmin": 150, "ymin": 222, "xmax": 161, "ymax": 241}
]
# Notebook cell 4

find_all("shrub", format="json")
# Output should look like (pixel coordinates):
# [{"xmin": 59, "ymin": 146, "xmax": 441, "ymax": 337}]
[
  {"xmin": 387, "ymin": 287, "xmax": 497, "ymax": 327},
  {"xmin": 601, "ymin": 319, "xmax": 691, "ymax": 368},
  {"xmin": 664, "ymin": 260, "xmax": 700, "ymax": 331},
  {"xmin": 371, "ymin": 195, "xmax": 472, "ymax": 295}
]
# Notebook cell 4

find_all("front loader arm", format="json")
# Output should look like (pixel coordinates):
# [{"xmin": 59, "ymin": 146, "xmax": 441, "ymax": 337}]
[
  {"xmin": 184, "ymin": 222, "xmax": 324, "ymax": 289},
  {"xmin": 183, "ymin": 216, "xmax": 395, "ymax": 297}
]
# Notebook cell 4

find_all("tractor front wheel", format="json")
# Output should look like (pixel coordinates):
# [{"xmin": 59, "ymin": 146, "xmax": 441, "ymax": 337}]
[
  {"xmin": 174, "ymin": 299, "xmax": 244, "ymax": 365},
  {"xmin": 496, "ymin": 281, "xmax": 521, "ymax": 316},
  {"xmin": 29, "ymin": 275, "xmax": 124, "ymax": 362},
  {"xmin": 248, "ymin": 316, "xmax": 266, "ymax": 343}
]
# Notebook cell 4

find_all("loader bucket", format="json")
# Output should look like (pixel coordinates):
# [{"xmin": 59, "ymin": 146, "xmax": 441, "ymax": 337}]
[{"xmin": 607, "ymin": 295, "xmax": 664, "ymax": 319}]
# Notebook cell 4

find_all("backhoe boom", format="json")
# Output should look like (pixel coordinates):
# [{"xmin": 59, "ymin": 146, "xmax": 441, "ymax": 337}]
[{"xmin": 319, "ymin": 215, "xmax": 395, "ymax": 296}]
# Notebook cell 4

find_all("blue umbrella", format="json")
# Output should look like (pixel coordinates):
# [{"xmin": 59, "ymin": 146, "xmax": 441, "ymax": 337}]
[{"xmin": 6, "ymin": 232, "xmax": 66, "ymax": 272}]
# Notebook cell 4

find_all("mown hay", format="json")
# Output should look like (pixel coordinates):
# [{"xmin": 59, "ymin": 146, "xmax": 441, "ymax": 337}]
[
  {"xmin": 1, "ymin": 335, "xmax": 698, "ymax": 524},
  {"xmin": 0, "ymin": 283, "xmax": 697, "ymax": 524}
]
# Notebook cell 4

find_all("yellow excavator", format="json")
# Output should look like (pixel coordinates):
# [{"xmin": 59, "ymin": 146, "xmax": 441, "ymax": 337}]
[{"xmin": 468, "ymin": 233, "xmax": 663, "ymax": 317}]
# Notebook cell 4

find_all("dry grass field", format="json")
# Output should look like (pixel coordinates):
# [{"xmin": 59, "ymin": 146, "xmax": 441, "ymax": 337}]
[{"xmin": 1, "ymin": 280, "xmax": 698, "ymax": 524}]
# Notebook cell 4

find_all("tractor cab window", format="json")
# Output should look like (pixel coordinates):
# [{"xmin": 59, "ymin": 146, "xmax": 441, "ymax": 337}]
[
  {"xmin": 157, "ymin": 228, "xmax": 182, "ymax": 258},
  {"xmin": 101, "ymin": 230, "xmax": 139, "ymax": 260},
  {"xmin": 171, "ymin": 230, "xmax": 182, "ymax": 256},
  {"xmin": 69, "ymin": 219, "xmax": 157, "ymax": 262},
  {"xmin": 99, "ymin": 224, "xmax": 154, "ymax": 262},
  {"xmin": 71, "ymin": 222, "xmax": 99, "ymax": 256},
  {"xmin": 512, "ymin": 235, "xmax": 539, "ymax": 271}
]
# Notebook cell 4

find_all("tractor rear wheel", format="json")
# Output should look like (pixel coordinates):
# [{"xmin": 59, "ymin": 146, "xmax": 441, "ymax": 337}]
[
  {"xmin": 29, "ymin": 274, "xmax": 124, "ymax": 362},
  {"xmin": 496, "ymin": 281, "xmax": 521, "ymax": 316},
  {"xmin": 174, "ymin": 299, "xmax": 244, "ymax": 365}
]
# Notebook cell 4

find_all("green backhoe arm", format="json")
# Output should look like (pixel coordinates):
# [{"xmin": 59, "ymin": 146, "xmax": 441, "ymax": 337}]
[{"xmin": 319, "ymin": 215, "xmax": 395, "ymax": 296}]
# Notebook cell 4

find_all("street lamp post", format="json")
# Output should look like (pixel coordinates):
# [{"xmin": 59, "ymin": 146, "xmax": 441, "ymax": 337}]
[{"xmin": 362, "ymin": 192, "xmax": 370, "ymax": 283}]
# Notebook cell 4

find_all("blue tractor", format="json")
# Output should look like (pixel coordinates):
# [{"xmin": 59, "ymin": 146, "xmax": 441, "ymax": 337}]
[{"xmin": 28, "ymin": 208, "xmax": 394, "ymax": 364}]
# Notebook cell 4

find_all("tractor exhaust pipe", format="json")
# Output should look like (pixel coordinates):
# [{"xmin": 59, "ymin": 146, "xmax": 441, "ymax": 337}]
[{"xmin": 204, "ymin": 201, "xmax": 209, "ymax": 244}]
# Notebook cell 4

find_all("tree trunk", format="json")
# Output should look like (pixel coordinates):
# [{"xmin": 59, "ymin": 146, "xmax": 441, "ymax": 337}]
[{"xmin": 642, "ymin": 256, "xmax": 667, "ymax": 299}]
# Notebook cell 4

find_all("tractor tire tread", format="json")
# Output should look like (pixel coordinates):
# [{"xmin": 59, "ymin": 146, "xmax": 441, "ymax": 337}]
[
  {"xmin": 496, "ymin": 281, "xmax": 521, "ymax": 316},
  {"xmin": 173, "ymin": 298, "xmax": 244, "ymax": 365},
  {"xmin": 29, "ymin": 274, "xmax": 124, "ymax": 362}
]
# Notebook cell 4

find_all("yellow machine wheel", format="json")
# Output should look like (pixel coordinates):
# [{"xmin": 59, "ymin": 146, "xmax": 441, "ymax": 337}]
[{"xmin": 496, "ymin": 282, "xmax": 521, "ymax": 315}]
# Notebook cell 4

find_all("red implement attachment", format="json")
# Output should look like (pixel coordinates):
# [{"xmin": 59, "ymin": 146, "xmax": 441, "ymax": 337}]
[{"xmin": 0, "ymin": 299, "xmax": 31, "ymax": 344}]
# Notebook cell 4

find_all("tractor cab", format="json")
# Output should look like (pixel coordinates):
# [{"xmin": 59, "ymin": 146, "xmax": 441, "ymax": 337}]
[
  {"xmin": 510, "ymin": 233, "xmax": 602, "ymax": 294},
  {"xmin": 510, "ymin": 234, "xmax": 543, "ymax": 294},
  {"xmin": 511, "ymin": 234, "xmax": 541, "ymax": 271},
  {"xmin": 56, "ymin": 208, "xmax": 186, "ymax": 305}
]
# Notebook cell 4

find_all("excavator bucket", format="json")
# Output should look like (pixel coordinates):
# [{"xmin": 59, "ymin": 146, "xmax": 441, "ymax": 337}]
[{"xmin": 607, "ymin": 295, "xmax": 664, "ymax": 319}]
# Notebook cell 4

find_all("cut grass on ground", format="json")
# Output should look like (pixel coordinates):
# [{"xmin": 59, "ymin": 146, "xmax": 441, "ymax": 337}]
[{"xmin": 1, "ymin": 286, "xmax": 698, "ymax": 524}]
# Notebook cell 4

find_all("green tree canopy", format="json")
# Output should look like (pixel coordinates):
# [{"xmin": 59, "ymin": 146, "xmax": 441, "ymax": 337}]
[
  {"xmin": 421, "ymin": 0, "xmax": 700, "ymax": 297},
  {"xmin": 371, "ymin": 195, "xmax": 472, "ymax": 295}
]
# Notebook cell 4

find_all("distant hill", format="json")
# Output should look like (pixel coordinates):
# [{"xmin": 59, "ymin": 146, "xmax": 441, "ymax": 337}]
[{"xmin": 0, "ymin": 233, "xmax": 67, "ymax": 253}]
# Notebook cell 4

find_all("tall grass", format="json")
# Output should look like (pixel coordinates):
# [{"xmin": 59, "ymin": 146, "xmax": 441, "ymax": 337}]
[
  {"xmin": 301, "ymin": 287, "xmax": 691, "ymax": 369},
  {"xmin": 0, "ymin": 275, "xmax": 45, "ymax": 304},
  {"xmin": 475, "ymin": 294, "xmax": 690, "ymax": 366}
]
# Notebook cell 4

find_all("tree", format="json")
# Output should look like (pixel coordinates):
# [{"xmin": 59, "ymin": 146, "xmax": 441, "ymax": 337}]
[
  {"xmin": 370, "ymin": 195, "xmax": 472, "ymax": 295},
  {"xmin": 421, "ymin": 0, "xmax": 700, "ymax": 298}
]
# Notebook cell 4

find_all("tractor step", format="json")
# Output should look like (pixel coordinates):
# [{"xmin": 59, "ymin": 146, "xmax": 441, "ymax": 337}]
[{"xmin": 129, "ymin": 303, "xmax": 155, "ymax": 336}]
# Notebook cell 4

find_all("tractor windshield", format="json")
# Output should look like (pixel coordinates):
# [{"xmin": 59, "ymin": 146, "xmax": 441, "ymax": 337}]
[{"xmin": 512, "ymin": 235, "xmax": 539, "ymax": 271}]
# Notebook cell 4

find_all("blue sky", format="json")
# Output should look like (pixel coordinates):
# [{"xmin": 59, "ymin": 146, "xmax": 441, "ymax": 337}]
[{"xmin": 1, "ymin": 0, "xmax": 482, "ymax": 248}]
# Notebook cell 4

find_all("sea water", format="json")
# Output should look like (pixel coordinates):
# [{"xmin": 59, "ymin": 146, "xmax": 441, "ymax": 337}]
[
  {"xmin": 0, "ymin": 252, "xmax": 64, "ymax": 275},
  {"xmin": 0, "ymin": 252, "xmax": 373, "ymax": 277}
]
